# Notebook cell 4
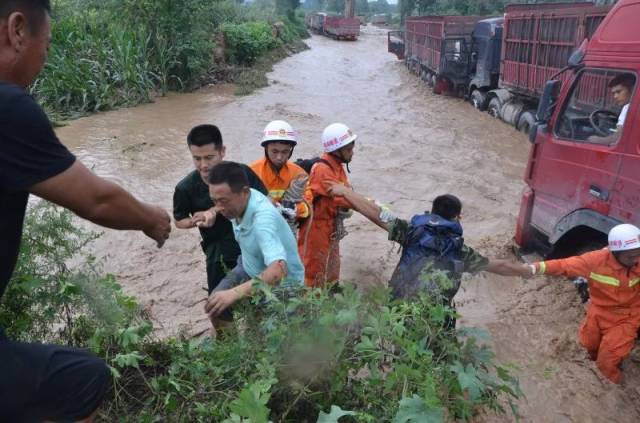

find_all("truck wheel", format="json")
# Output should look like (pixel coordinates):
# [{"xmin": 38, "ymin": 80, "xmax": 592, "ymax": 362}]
[
  {"xmin": 487, "ymin": 97, "xmax": 502, "ymax": 119},
  {"xmin": 518, "ymin": 111, "xmax": 536, "ymax": 134},
  {"xmin": 470, "ymin": 90, "xmax": 487, "ymax": 111}
]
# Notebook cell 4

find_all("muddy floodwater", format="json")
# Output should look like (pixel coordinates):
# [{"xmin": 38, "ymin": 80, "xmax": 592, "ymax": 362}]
[{"xmin": 57, "ymin": 26, "xmax": 640, "ymax": 422}]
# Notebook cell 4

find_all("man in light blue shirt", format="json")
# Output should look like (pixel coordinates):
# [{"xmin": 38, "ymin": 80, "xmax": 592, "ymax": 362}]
[{"xmin": 204, "ymin": 161, "xmax": 304, "ymax": 327}]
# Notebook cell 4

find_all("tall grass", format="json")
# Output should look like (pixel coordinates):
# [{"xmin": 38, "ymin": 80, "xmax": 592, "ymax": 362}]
[{"xmin": 34, "ymin": 0, "xmax": 308, "ymax": 119}]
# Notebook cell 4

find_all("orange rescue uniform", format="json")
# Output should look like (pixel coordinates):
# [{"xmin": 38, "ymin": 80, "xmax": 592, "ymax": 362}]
[
  {"xmin": 535, "ymin": 248, "xmax": 640, "ymax": 383},
  {"xmin": 249, "ymin": 157, "xmax": 310, "ymax": 218},
  {"xmin": 298, "ymin": 153, "xmax": 352, "ymax": 288}
]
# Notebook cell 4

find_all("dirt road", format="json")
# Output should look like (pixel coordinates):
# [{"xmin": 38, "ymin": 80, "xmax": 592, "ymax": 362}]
[{"xmin": 57, "ymin": 26, "xmax": 640, "ymax": 422}]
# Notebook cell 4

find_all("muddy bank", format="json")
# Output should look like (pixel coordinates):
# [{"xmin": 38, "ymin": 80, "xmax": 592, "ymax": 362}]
[{"xmin": 55, "ymin": 25, "xmax": 640, "ymax": 421}]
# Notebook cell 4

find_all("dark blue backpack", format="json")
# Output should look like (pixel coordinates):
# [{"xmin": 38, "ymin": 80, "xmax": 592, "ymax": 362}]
[{"xmin": 389, "ymin": 213, "xmax": 465, "ymax": 301}]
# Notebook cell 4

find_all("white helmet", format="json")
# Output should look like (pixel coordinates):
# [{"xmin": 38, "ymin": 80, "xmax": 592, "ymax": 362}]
[
  {"xmin": 261, "ymin": 120, "xmax": 297, "ymax": 147},
  {"xmin": 608, "ymin": 223, "xmax": 640, "ymax": 251},
  {"xmin": 322, "ymin": 123, "xmax": 357, "ymax": 153}
]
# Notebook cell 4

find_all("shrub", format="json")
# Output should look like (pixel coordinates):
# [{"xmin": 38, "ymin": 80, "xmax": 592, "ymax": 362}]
[{"xmin": 222, "ymin": 21, "xmax": 280, "ymax": 66}]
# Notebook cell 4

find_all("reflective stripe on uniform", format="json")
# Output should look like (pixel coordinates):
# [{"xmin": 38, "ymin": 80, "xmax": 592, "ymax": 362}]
[
  {"xmin": 589, "ymin": 272, "xmax": 620, "ymax": 287},
  {"xmin": 269, "ymin": 189, "xmax": 286, "ymax": 200},
  {"xmin": 629, "ymin": 278, "xmax": 640, "ymax": 288},
  {"xmin": 538, "ymin": 262, "xmax": 546, "ymax": 275}
]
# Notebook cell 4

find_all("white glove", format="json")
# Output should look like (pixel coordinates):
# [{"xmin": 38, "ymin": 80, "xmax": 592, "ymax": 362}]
[{"xmin": 376, "ymin": 202, "xmax": 397, "ymax": 223}]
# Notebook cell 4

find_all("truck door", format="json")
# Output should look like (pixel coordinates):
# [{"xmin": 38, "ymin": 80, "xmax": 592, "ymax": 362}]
[
  {"xmin": 528, "ymin": 69, "xmax": 636, "ymax": 238},
  {"xmin": 608, "ymin": 82, "xmax": 640, "ymax": 227}
]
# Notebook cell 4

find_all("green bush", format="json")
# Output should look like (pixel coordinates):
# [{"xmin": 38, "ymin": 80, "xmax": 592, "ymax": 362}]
[
  {"xmin": 33, "ymin": 0, "xmax": 306, "ymax": 118},
  {"xmin": 222, "ymin": 21, "xmax": 279, "ymax": 66}
]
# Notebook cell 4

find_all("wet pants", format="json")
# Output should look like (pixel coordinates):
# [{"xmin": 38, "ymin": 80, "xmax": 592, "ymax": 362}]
[
  {"xmin": 579, "ymin": 303, "xmax": 640, "ymax": 384},
  {"xmin": 300, "ymin": 218, "xmax": 340, "ymax": 288}
]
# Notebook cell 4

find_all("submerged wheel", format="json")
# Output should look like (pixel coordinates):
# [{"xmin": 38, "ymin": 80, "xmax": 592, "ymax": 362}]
[
  {"xmin": 487, "ymin": 97, "xmax": 502, "ymax": 119},
  {"xmin": 470, "ymin": 90, "xmax": 488, "ymax": 111}
]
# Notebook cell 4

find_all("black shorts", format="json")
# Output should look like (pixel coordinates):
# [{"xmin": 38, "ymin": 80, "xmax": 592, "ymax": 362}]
[{"xmin": 0, "ymin": 330, "xmax": 111, "ymax": 423}]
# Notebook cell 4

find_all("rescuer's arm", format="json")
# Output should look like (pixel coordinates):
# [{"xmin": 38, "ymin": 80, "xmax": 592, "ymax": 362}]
[
  {"xmin": 31, "ymin": 161, "xmax": 171, "ymax": 247},
  {"xmin": 309, "ymin": 166, "xmax": 353, "ymax": 209},
  {"xmin": 531, "ymin": 251, "xmax": 598, "ymax": 279},
  {"xmin": 326, "ymin": 182, "xmax": 389, "ymax": 230}
]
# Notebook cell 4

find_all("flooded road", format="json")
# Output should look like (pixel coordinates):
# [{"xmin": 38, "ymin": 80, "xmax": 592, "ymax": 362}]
[{"xmin": 56, "ymin": 26, "xmax": 639, "ymax": 422}]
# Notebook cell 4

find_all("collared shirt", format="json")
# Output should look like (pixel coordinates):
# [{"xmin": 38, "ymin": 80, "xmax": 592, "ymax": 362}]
[
  {"xmin": 232, "ymin": 189, "xmax": 304, "ymax": 287},
  {"xmin": 173, "ymin": 166, "xmax": 267, "ymax": 247}
]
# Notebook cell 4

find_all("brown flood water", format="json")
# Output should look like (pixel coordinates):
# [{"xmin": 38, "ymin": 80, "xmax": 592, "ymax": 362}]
[{"xmin": 56, "ymin": 25, "xmax": 640, "ymax": 422}]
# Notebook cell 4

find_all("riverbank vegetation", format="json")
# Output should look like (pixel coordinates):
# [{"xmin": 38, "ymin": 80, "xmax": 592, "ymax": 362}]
[
  {"xmin": 34, "ymin": 0, "xmax": 309, "ymax": 120},
  {"xmin": 1, "ymin": 202, "xmax": 522, "ymax": 422}
]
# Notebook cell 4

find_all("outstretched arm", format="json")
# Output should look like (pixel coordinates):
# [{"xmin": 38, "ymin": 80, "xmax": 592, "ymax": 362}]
[
  {"xmin": 326, "ymin": 182, "xmax": 389, "ymax": 230},
  {"xmin": 31, "ymin": 161, "xmax": 171, "ymax": 247},
  {"xmin": 485, "ymin": 259, "xmax": 533, "ymax": 278}
]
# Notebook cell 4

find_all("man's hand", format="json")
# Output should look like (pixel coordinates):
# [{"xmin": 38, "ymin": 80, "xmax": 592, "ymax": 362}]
[
  {"xmin": 204, "ymin": 289, "xmax": 241, "ymax": 318},
  {"xmin": 193, "ymin": 209, "xmax": 217, "ymax": 228},
  {"xmin": 143, "ymin": 205, "xmax": 171, "ymax": 247},
  {"xmin": 326, "ymin": 181, "xmax": 352, "ymax": 197}
]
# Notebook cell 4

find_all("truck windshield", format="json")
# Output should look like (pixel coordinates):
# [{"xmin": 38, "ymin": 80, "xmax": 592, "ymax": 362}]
[{"xmin": 555, "ymin": 69, "xmax": 636, "ymax": 145}]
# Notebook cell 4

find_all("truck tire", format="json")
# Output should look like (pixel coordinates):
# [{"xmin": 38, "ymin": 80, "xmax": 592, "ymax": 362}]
[
  {"xmin": 470, "ymin": 90, "xmax": 488, "ymax": 111},
  {"xmin": 487, "ymin": 97, "xmax": 502, "ymax": 119},
  {"xmin": 518, "ymin": 111, "xmax": 536, "ymax": 134}
]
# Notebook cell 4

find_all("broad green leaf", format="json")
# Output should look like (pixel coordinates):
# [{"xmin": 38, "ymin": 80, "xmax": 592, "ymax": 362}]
[
  {"xmin": 317, "ymin": 405, "xmax": 357, "ymax": 423},
  {"xmin": 112, "ymin": 351, "xmax": 144, "ymax": 369},
  {"xmin": 229, "ymin": 382, "xmax": 271, "ymax": 423},
  {"xmin": 392, "ymin": 395, "xmax": 443, "ymax": 423},
  {"xmin": 450, "ymin": 362, "xmax": 485, "ymax": 401}
]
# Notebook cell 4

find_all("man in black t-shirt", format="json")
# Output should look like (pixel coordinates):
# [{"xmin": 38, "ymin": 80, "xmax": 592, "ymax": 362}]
[
  {"xmin": 0, "ymin": 2, "xmax": 172, "ymax": 422},
  {"xmin": 173, "ymin": 124, "xmax": 267, "ymax": 323}
]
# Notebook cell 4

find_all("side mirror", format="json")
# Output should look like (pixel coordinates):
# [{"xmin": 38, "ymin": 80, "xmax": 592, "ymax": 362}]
[{"xmin": 535, "ymin": 80, "xmax": 561, "ymax": 123}]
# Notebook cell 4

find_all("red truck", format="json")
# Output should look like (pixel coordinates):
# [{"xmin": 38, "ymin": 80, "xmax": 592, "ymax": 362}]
[
  {"xmin": 305, "ymin": 12, "xmax": 360, "ymax": 41},
  {"xmin": 323, "ymin": 16, "xmax": 360, "ymax": 40},
  {"xmin": 516, "ymin": 0, "xmax": 640, "ymax": 257},
  {"xmin": 388, "ymin": 3, "xmax": 612, "ymax": 132},
  {"xmin": 483, "ymin": 2, "xmax": 610, "ymax": 133}
]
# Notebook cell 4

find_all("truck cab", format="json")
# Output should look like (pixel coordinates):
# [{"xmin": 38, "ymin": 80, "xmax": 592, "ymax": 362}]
[
  {"xmin": 516, "ymin": 0, "xmax": 640, "ymax": 258},
  {"xmin": 468, "ymin": 17, "xmax": 504, "ymax": 109}
]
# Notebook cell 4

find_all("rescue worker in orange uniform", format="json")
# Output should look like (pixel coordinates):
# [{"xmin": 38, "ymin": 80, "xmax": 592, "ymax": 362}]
[
  {"xmin": 530, "ymin": 224, "xmax": 640, "ymax": 384},
  {"xmin": 250, "ymin": 120, "xmax": 310, "ymax": 228},
  {"xmin": 298, "ymin": 123, "xmax": 356, "ymax": 288}
]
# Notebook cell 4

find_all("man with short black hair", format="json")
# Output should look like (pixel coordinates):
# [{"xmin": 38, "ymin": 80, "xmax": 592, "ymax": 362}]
[
  {"xmin": 0, "ymin": 1, "xmax": 172, "ymax": 421},
  {"xmin": 327, "ymin": 185, "xmax": 529, "ymax": 329},
  {"xmin": 608, "ymin": 73, "xmax": 634, "ymax": 129},
  {"xmin": 173, "ymin": 124, "xmax": 267, "ymax": 323},
  {"xmin": 204, "ymin": 161, "xmax": 304, "ymax": 328}
]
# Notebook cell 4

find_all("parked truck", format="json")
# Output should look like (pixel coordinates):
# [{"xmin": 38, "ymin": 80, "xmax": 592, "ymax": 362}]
[
  {"xmin": 323, "ymin": 15, "xmax": 360, "ymax": 40},
  {"xmin": 388, "ymin": 2, "xmax": 612, "ymax": 132},
  {"xmin": 516, "ymin": 0, "xmax": 639, "ymax": 258},
  {"xmin": 306, "ymin": 0, "xmax": 360, "ymax": 41},
  {"xmin": 474, "ymin": 2, "xmax": 610, "ymax": 133},
  {"xmin": 400, "ymin": 15, "xmax": 485, "ymax": 94}
]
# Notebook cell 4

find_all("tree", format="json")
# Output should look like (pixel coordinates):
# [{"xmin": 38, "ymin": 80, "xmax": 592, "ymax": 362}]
[{"xmin": 356, "ymin": 0, "xmax": 369, "ymax": 14}]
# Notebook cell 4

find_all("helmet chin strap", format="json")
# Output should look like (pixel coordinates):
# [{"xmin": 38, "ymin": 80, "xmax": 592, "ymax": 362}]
[{"xmin": 331, "ymin": 151, "xmax": 351, "ymax": 173}]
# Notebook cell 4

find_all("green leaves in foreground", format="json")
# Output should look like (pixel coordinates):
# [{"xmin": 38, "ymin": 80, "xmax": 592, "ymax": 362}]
[{"xmin": 5, "ymin": 202, "xmax": 522, "ymax": 422}]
